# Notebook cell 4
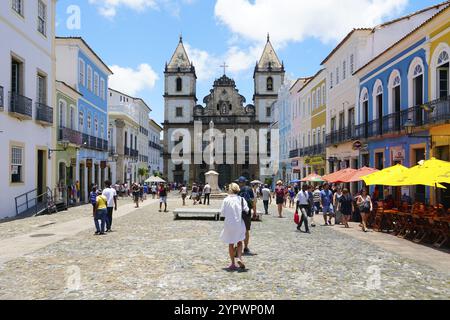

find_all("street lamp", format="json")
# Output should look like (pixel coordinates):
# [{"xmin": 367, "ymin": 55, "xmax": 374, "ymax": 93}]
[{"xmin": 49, "ymin": 141, "xmax": 69, "ymax": 160}]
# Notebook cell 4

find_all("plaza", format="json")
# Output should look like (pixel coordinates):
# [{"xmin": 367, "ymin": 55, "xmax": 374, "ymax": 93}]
[{"xmin": 0, "ymin": 195, "xmax": 448, "ymax": 300}]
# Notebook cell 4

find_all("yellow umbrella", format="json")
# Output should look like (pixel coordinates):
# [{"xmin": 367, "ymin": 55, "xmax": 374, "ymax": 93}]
[
  {"xmin": 363, "ymin": 164, "xmax": 409, "ymax": 186},
  {"xmin": 389, "ymin": 158, "xmax": 450, "ymax": 188}
]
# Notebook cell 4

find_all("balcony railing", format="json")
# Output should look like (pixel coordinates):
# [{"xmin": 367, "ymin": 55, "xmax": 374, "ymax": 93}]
[
  {"xmin": 149, "ymin": 141, "xmax": 163, "ymax": 151},
  {"xmin": 9, "ymin": 92, "xmax": 32, "ymax": 119},
  {"xmin": 59, "ymin": 127, "xmax": 82, "ymax": 146},
  {"xmin": 124, "ymin": 146, "xmax": 130, "ymax": 156},
  {"xmin": 131, "ymin": 149, "xmax": 139, "ymax": 158},
  {"xmin": 0, "ymin": 86, "xmax": 4, "ymax": 109},
  {"xmin": 289, "ymin": 149, "xmax": 299, "ymax": 158},
  {"xmin": 140, "ymin": 126, "xmax": 149, "ymax": 136},
  {"xmin": 326, "ymin": 127, "xmax": 357, "ymax": 146},
  {"xmin": 81, "ymin": 133, "xmax": 108, "ymax": 151},
  {"xmin": 35, "ymin": 102, "xmax": 53, "ymax": 125},
  {"xmin": 289, "ymin": 144, "xmax": 325, "ymax": 159}
]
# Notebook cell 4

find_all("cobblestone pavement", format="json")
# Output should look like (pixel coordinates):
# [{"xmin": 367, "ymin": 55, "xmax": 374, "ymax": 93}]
[{"xmin": 0, "ymin": 196, "xmax": 449, "ymax": 300}]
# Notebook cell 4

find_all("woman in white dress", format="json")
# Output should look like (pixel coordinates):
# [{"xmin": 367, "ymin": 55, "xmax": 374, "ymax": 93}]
[{"xmin": 220, "ymin": 183, "xmax": 249, "ymax": 271}]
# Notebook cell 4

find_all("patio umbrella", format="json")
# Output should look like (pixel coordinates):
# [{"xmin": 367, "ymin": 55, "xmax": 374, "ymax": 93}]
[
  {"xmin": 363, "ymin": 164, "xmax": 409, "ymax": 186},
  {"xmin": 390, "ymin": 158, "xmax": 450, "ymax": 187},
  {"xmin": 145, "ymin": 176, "xmax": 166, "ymax": 183},
  {"xmin": 344, "ymin": 167, "xmax": 379, "ymax": 183},
  {"xmin": 323, "ymin": 168, "xmax": 357, "ymax": 183},
  {"xmin": 290, "ymin": 179, "xmax": 301, "ymax": 184},
  {"xmin": 251, "ymin": 180, "xmax": 263, "ymax": 185},
  {"xmin": 301, "ymin": 174, "xmax": 325, "ymax": 183}
]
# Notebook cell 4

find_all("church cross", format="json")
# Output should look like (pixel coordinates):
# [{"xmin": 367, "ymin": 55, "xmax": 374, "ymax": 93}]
[{"xmin": 220, "ymin": 62, "xmax": 229, "ymax": 75}]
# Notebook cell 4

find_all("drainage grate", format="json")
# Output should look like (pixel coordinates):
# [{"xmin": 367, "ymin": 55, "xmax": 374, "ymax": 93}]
[{"xmin": 30, "ymin": 234, "xmax": 55, "ymax": 238}]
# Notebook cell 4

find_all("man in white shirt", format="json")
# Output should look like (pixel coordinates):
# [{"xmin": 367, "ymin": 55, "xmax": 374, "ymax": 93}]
[
  {"xmin": 203, "ymin": 183, "xmax": 211, "ymax": 206},
  {"xmin": 102, "ymin": 180, "xmax": 118, "ymax": 232},
  {"xmin": 261, "ymin": 185, "xmax": 272, "ymax": 215},
  {"xmin": 296, "ymin": 184, "xmax": 311, "ymax": 234}
]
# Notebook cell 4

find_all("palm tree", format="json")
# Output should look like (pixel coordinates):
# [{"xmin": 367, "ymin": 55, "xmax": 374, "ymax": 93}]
[{"xmin": 138, "ymin": 167, "xmax": 149, "ymax": 183}]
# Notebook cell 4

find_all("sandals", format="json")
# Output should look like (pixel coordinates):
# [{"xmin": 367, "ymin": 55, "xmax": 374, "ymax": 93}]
[{"xmin": 237, "ymin": 259, "xmax": 246, "ymax": 270}]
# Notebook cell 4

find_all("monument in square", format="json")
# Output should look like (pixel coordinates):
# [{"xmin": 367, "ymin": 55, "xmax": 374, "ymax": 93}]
[{"xmin": 205, "ymin": 121, "xmax": 228, "ymax": 199}]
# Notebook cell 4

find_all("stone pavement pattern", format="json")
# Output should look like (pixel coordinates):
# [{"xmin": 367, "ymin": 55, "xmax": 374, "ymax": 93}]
[{"xmin": 0, "ymin": 196, "xmax": 449, "ymax": 300}]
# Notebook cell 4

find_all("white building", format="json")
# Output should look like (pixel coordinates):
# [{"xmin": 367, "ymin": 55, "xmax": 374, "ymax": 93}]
[
  {"xmin": 0, "ymin": 0, "xmax": 57, "ymax": 218},
  {"xmin": 322, "ymin": 3, "xmax": 447, "ymax": 179},
  {"xmin": 148, "ymin": 119, "xmax": 163, "ymax": 176},
  {"xmin": 108, "ymin": 88, "xmax": 151, "ymax": 184}
]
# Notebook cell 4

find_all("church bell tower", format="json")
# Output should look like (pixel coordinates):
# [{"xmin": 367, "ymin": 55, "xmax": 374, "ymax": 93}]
[{"xmin": 254, "ymin": 34, "xmax": 285, "ymax": 124}]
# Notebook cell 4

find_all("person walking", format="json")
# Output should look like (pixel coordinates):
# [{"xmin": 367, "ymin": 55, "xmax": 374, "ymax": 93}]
[
  {"xmin": 288, "ymin": 186, "xmax": 295, "ymax": 208},
  {"xmin": 220, "ymin": 183, "xmax": 248, "ymax": 271},
  {"xmin": 159, "ymin": 183, "xmax": 168, "ymax": 212},
  {"xmin": 191, "ymin": 184, "xmax": 198, "ymax": 205},
  {"xmin": 357, "ymin": 189, "xmax": 373, "ymax": 232},
  {"xmin": 132, "ymin": 183, "xmax": 140, "ymax": 208},
  {"xmin": 274, "ymin": 180, "xmax": 286, "ymax": 218},
  {"xmin": 151, "ymin": 184, "xmax": 157, "ymax": 199},
  {"xmin": 90, "ymin": 186, "xmax": 98, "ymax": 215},
  {"xmin": 320, "ymin": 183, "xmax": 334, "ymax": 226},
  {"xmin": 203, "ymin": 183, "xmax": 211, "ymax": 206},
  {"xmin": 339, "ymin": 188, "xmax": 354, "ymax": 228},
  {"xmin": 238, "ymin": 177, "xmax": 254, "ymax": 255},
  {"xmin": 93, "ymin": 190, "xmax": 108, "ymax": 236},
  {"xmin": 251, "ymin": 184, "xmax": 258, "ymax": 220},
  {"xmin": 307, "ymin": 185, "xmax": 316, "ymax": 228},
  {"xmin": 313, "ymin": 185, "xmax": 321, "ymax": 217},
  {"xmin": 333, "ymin": 186, "xmax": 343, "ymax": 225},
  {"xmin": 261, "ymin": 184, "xmax": 272, "ymax": 215},
  {"xmin": 180, "ymin": 184, "xmax": 188, "ymax": 206},
  {"xmin": 296, "ymin": 184, "xmax": 311, "ymax": 234},
  {"xmin": 102, "ymin": 180, "xmax": 118, "ymax": 233}
]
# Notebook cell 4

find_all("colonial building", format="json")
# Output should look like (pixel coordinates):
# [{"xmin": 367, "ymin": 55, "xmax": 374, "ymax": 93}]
[
  {"xmin": 55, "ymin": 37, "xmax": 113, "ymax": 202},
  {"xmin": 108, "ymin": 88, "xmax": 151, "ymax": 184},
  {"xmin": 148, "ymin": 119, "xmax": 163, "ymax": 176},
  {"xmin": 290, "ymin": 70, "xmax": 327, "ymax": 180},
  {"xmin": 322, "ymin": 2, "xmax": 448, "ymax": 183},
  {"xmin": 355, "ymin": 5, "xmax": 450, "ymax": 205},
  {"xmin": 0, "ymin": 0, "xmax": 57, "ymax": 218},
  {"xmin": 163, "ymin": 36, "xmax": 285, "ymax": 186}
]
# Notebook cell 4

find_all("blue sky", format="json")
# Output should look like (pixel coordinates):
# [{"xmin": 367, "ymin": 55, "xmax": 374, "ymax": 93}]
[{"xmin": 56, "ymin": 0, "xmax": 439, "ymax": 125}]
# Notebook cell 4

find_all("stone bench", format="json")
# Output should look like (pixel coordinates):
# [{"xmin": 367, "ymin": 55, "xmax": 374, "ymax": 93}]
[{"xmin": 173, "ymin": 208, "xmax": 221, "ymax": 221}]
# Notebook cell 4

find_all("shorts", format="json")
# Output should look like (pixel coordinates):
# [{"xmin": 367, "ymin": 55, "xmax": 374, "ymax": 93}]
[
  {"xmin": 160, "ymin": 196, "xmax": 167, "ymax": 203},
  {"xmin": 322, "ymin": 205, "xmax": 334, "ymax": 214},
  {"xmin": 360, "ymin": 208, "xmax": 370, "ymax": 214},
  {"xmin": 181, "ymin": 194, "xmax": 187, "ymax": 199},
  {"xmin": 276, "ymin": 197, "xmax": 284, "ymax": 205},
  {"xmin": 243, "ymin": 214, "xmax": 252, "ymax": 231}
]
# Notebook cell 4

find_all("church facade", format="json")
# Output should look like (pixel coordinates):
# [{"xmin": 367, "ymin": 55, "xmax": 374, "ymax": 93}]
[{"xmin": 163, "ymin": 36, "xmax": 285, "ymax": 186}]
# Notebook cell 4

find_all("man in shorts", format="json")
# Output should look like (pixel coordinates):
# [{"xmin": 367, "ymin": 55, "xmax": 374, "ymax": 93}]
[
  {"xmin": 320, "ymin": 183, "xmax": 334, "ymax": 225},
  {"xmin": 238, "ymin": 176, "xmax": 254, "ymax": 255}
]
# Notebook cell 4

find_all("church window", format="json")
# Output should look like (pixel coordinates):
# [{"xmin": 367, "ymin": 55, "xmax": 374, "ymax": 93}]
[
  {"xmin": 176, "ymin": 77, "xmax": 182, "ymax": 92},
  {"xmin": 176, "ymin": 107, "xmax": 183, "ymax": 118},
  {"xmin": 267, "ymin": 77, "xmax": 274, "ymax": 91},
  {"xmin": 266, "ymin": 107, "xmax": 271, "ymax": 118}
]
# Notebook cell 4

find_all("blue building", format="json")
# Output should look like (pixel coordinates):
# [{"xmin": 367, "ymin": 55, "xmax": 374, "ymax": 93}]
[
  {"xmin": 355, "ymin": 30, "xmax": 434, "ymax": 202},
  {"xmin": 56, "ymin": 37, "xmax": 113, "ymax": 202}
]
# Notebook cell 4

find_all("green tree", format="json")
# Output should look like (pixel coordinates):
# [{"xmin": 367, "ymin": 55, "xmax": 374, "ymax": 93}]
[{"xmin": 138, "ymin": 167, "xmax": 149, "ymax": 182}]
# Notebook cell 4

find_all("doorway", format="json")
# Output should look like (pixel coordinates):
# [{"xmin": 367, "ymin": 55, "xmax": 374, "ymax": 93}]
[{"xmin": 37, "ymin": 150, "xmax": 46, "ymax": 202}]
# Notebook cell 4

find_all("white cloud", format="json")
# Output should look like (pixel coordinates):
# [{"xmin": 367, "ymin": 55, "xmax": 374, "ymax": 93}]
[
  {"xmin": 184, "ymin": 43, "xmax": 262, "ymax": 82},
  {"xmin": 214, "ymin": 0, "xmax": 409, "ymax": 45},
  {"xmin": 89, "ymin": 0, "xmax": 195, "ymax": 18},
  {"xmin": 109, "ymin": 64, "xmax": 159, "ymax": 96}
]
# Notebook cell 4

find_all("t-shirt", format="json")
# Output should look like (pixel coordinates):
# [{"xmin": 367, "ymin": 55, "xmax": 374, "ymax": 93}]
[
  {"xmin": 288, "ymin": 189, "xmax": 295, "ymax": 198},
  {"xmin": 313, "ymin": 190, "xmax": 321, "ymax": 203},
  {"xmin": 90, "ymin": 192, "xmax": 97, "ymax": 205},
  {"xmin": 321, "ymin": 189, "xmax": 333, "ymax": 207},
  {"xmin": 239, "ymin": 186, "xmax": 254, "ymax": 204},
  {"xmin": 102, "ymin": 188, "xmax": 117, "ymax": 208},
  {"xmin": 96, "ymin": 195, "xmax": 107, "ymax": 210},
  {"xmin": 159, "ymin": 186, "xmax": 167, "ymax": 197},
  {"xmin": 203, "ymin": 185, "xmax": 211, "ymax": 194},
  {"xmin": 261, "ymin": 188, "xmax": 271, "ymax": 201},
  {"xmin": 275, "ymin": 187, "xmax": 286, "ymax": 199},
  {"xmin": 297, "ymin": 190, "xmax": 309, "ymax": 205},
  {"xmin": 181, "ymin": 187, "xmax": 187, "ymax": 194}
]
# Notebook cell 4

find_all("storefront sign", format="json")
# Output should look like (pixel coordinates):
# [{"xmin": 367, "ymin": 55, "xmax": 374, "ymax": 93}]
[
  {"xmin": 293, "ymin": 169, "xmax": 301, "ymax": 174},
  {"xmin": 352, "ymin": 141, "xmax": 362, "ymax": 150},
  {"xmin": 291, "ymin": 160, "xmax": 299, "ymax": 167},
  {"xmin": 309, "ymin": 157, "xmax": 325, "ymax": 166},
  {"xmin": 392, "ymin": 148, "xmax": 405, "ymax": 161},
  {"xmin": 86, "ymin": 159, "xmax": 93, "ymax": 168}
]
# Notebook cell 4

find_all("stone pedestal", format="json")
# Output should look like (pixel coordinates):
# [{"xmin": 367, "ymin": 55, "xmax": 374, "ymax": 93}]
[{"xmin": 205, "ymin": 170, "xmax": 228, "ymax": 199}]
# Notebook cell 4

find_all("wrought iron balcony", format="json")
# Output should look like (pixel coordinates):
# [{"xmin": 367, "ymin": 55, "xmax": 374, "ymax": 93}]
[
  {"xmin": 0, "ymin": 86, "xmax": 4, "ymax": 110},
  {"xmin": 326, "ymin": 127, "xmax": 358, "ymax": 146},
  {"xmin": 124, "ymin": 146, "xmax": 130, "ymax": 156},
  {"xmin": 35, "ymin": 102, "xmax": 53, "ymax": 125},
  {"xmin": 131, "ymin": 149, "xmax": 139, "ymax": 158},
  {"xmin": 59, "ymin": 127, "xmax": 82, "ymax": 146},
  {"xmin": 149, "ymin": 141, "xmax": 163, "ymax": 151},
  {"xmin": 81, "ymin": 133, "xmax": 108, "ymax": 151},
  {"xmin": 289, "ymin": 149, "xmax": 299, "ymax": 158},
  {"xmin": 9, "ymin": 92, "xmax": 32, "ymax": 120}
]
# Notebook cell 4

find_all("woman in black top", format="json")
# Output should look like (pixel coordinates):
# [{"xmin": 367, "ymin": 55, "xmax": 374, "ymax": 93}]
[{"xmin": 338, "ymin": 188, "xmax": 354, "ymax": 228}]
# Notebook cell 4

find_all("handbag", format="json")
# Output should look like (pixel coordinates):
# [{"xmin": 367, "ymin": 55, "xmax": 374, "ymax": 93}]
[
  {"xmin": 241, "ymin": 197, "xmax": 250, "ymax": 219},
  {"xmin": 294, "ymin": 210, "xmax": 300, "ymax": 224}
]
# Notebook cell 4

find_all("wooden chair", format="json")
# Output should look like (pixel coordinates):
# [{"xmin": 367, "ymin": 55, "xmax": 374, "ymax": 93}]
[{"xmin": 372, "ymin": 201, "xmax": 384, "ymax": 232}]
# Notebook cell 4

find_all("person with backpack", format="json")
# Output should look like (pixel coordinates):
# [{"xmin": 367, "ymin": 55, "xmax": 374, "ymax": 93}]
[
  {"xmin": 238, "ymin": 177, "xmax": 254, "ymax": 255},
  {"xmin": 320, "ymin": 183, "xmax": 334, "ymax": 226},
  {"xmin": 274, "ymin": 180, "xmax": 287, "ymax": 218}
]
